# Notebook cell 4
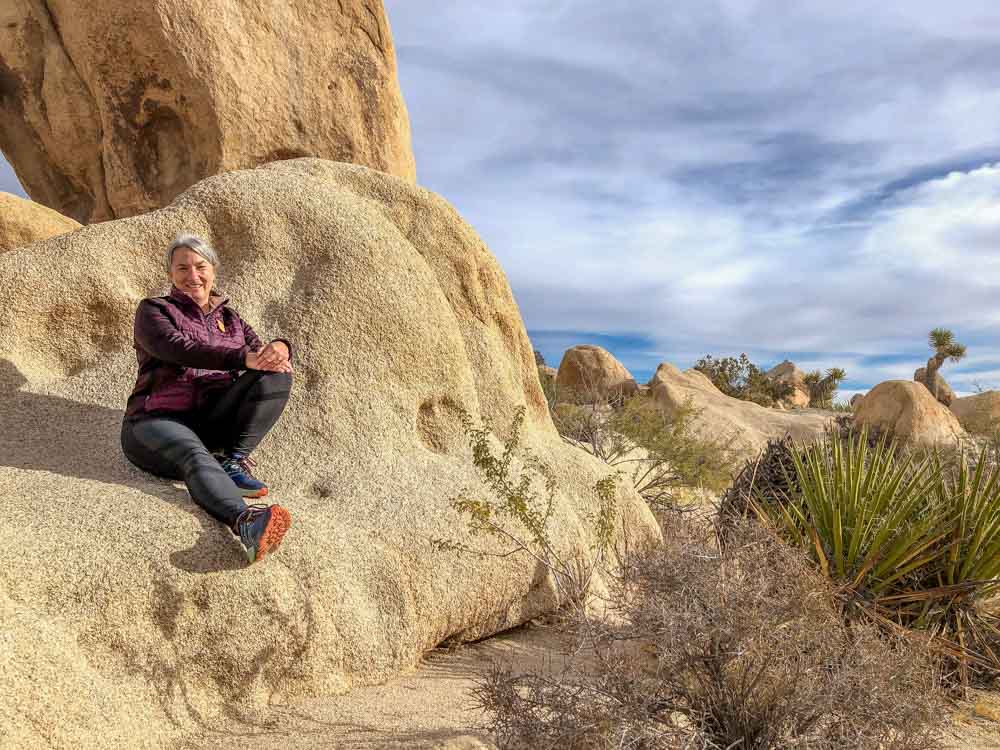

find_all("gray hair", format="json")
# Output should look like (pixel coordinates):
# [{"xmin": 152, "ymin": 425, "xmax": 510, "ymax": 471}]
[{"xmin": 166, "ymin": 233, "xmax": 220, "ymax": 271}]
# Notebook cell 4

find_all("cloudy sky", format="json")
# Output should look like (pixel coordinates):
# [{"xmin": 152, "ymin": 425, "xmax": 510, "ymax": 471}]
[{"xmin": 5, "ymin": 3, "xmax": 1000, "ymax": 399}]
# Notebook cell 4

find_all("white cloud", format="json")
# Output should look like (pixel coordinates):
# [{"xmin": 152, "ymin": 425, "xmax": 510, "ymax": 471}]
[{"xmin": 4, "ymin": 3, "xmax": 1000, "ymax": 392}]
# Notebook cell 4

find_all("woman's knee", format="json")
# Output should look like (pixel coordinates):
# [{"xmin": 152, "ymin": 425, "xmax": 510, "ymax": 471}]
[{"xmin": 254, "ymin": 370, "xmax": 293, "ymax": 395}]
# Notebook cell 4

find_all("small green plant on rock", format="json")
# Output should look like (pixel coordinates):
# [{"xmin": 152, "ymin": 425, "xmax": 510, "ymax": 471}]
[{"xmin": 434, "ymin": 406, "xmax": 619, "ymax": 605}]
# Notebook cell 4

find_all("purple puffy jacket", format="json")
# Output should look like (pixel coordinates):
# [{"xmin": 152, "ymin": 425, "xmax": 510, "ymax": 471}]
[{"xmin": 125, "ymin": 286, "xmax": 288, "ymax": 418}]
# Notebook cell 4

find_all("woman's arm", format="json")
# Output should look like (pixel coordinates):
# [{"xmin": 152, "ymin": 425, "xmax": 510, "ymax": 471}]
[
  {"xmin": 135, "ymin": 300, "xmax": 249, "ymax": 370},
  {"xmin": 242, "ymin": 318, "xmax": 293, "ymax": 363}
]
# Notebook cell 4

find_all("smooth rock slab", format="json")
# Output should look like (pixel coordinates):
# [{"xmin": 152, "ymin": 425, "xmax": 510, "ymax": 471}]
[{"xmin": 0, "ymin": 159, "xmax": 657, "ymax": 748}]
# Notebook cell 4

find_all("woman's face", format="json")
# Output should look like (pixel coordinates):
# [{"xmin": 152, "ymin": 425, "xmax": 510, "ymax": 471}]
[{"xmin": 170, "ymin": 247, "xmax": 215, "ymax": 308}]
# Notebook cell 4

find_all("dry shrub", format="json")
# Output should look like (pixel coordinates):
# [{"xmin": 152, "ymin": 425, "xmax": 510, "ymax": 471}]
[
  {"xmin": 475, "ymin": 515, "xmax": 945, "ymax": 749},
  {"xmin": 717, "ymin": 435, "xmax": 800, "ymax": 529}
]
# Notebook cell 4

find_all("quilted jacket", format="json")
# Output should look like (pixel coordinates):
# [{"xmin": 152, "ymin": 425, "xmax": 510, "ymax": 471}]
[{"xmin": 125, "ymin": 286, "xmax": 287, "ymax": 418}]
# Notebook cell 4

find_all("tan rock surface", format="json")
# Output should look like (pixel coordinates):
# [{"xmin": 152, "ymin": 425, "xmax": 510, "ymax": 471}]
[
  {"xmin": 647, "ymin": 362, "xmax": 834, "ymax": 458},
  {"xmin": 951, "ymin": 391, "xmax": 1000, "ymax": 434},
  {"xmin": 0, "ymin": 159, "xmax": 657, "ymax": 748},
  {"xmin": 766, "ymin": 359, "xmax": 811, "ymax": 408},
  {"xmin": 0, "ymin": 0, "xmax": 415, "ymax": 223},
  {"xmin": 853, "ymin": 380, "xmax": 966, "ymax": 446},
  {"xmin": 0, "ymin": 191, "xmax": 79, "ymax": 253},
  {"xmin": 914, "ymin": 367, "xmax": 956, "ymax": 406},
  {"xmin": 555, "ymin": 345, "xmax": 639, "ymax": 403}
]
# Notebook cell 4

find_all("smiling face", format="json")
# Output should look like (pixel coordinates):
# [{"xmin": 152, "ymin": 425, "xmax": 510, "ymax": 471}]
[{"xmin": 169, "ymin": 247, "xmax": 216, "ymax": 308}]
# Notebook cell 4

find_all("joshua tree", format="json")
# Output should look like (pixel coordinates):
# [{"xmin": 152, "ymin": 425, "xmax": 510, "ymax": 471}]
[
  {"xmin": 802, "ymin": 368, "xmax": 846, "ymax": 409},
  {"xmin": 924, "ymin": 328, "xmax": 966, "ymax": 402}
]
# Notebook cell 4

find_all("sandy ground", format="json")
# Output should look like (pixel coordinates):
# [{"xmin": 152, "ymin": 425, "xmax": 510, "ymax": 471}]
[
  {"xmin": 170, "ymin": 621, "xmax": 574, "ymax": 750},
  {"xmin": 168, "ymin": 614, "xmax": 1000, "ymax": 750}
]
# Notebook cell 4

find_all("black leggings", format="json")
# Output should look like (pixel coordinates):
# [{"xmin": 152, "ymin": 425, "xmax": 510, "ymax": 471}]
[{"xmin": 121, "ymin": 370, "xmax": 292, "ymax": 526}]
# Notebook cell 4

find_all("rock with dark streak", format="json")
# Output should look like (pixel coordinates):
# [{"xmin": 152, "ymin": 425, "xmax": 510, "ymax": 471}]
[{"xmin": 0, "ymin": 0, "xmax": 415, "ymax": 223}]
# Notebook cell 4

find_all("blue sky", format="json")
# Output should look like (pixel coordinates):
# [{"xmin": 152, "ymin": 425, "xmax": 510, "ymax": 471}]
[{"xmin": 6, "ymin": 2, "xmax": 1000, "ymax": 399}]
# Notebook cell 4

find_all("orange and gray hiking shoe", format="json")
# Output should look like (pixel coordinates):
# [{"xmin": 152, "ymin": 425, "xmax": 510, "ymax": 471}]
[{"xmin": 233, "ymin": 504, "xmax": 291, "ymax": 563}]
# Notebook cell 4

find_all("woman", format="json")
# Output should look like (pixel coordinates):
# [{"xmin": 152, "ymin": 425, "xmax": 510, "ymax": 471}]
[{"xmin": 121, "ymin": 233, "xmax": 293, "ymax": 563}]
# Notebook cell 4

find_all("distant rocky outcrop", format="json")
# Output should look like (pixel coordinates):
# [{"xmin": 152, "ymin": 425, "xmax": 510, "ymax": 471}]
[
  {"xmin": 555, "ymin": 345, "xmax": 639, "ymax": 404},
  {"xmin": 0, "ymin": 1, "xmax": 415, "ymax": 223},
  {"xmin": 765, "ymin": 359, "xmax": 811, "ymax": 408},
  {"xmin": 0, "ymin": 159, "xmax": 657, "ymax": 748},
  {"xmin": 914, "ymin": 367, "xmax": 955, "ymax": 406},
  {"xmin": 0, "ymin": 192, "xmax": 79, "ymax": 253},
  {"xmin": 853, "ymin": 380, "xmax": 965, "ymax": 446},
  {"xmin": 951, "ymin": 391, "xmax": 1000, "ymax": 434},
  {"xmin": 647, "ymin": 362, "xmax": 834, "ymax": 459}
]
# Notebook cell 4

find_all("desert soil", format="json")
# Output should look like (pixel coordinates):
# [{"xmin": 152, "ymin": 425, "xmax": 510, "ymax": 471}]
[
  {"xmin": 170, "ymin": 621, "xmax": 573, "ymax": 749},
  {"xmin": 167, "ymin": 613, "xmax": 1000, "ymax": 750}
]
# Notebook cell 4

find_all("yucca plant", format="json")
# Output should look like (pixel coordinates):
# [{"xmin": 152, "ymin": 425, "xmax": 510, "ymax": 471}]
[
  {"xmin": 751, "ymin": 427, "xmax": 1000, "ymax": 681},
  {"xmin": 762, "ymin": 429, "xmax": 945, "ymax": 595}
]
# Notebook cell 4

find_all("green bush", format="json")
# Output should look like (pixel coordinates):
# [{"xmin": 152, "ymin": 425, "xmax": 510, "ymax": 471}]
[
  {"xmin": 693, "ymin": 353, "xmax": 792, "ymax": 407},
  {"xmin": 550, "ymin": 395, "xmax": 739, "ymax": 507}
]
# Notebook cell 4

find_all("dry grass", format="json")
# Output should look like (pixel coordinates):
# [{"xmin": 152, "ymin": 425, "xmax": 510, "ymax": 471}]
[{"xmin": 474, "ymin": 512, "xmax": 945, "ymax": 749}]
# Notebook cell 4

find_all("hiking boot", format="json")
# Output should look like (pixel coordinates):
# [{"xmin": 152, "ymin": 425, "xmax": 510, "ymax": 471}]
[
  {"xmin": 233, "ymin": 504, "xmax": 291, "ymax": 563},
  {"xmin": 219, "ymin": 453, "xmax": 268, "ymax": 498}
]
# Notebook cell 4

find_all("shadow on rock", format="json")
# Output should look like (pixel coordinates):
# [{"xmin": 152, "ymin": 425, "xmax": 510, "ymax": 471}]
[{"xmin": 0, "ymin": 358, "xmax": 247, "ymax": 572}]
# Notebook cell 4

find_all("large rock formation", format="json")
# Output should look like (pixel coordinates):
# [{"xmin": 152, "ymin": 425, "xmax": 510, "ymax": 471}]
[
  {"xmin": 853, "ymin": 380, "xmax": 965, "ymax": 446},
  {"xmin": 0, "ymin": 1, "xmax": 415, "ymax": 224},
  {"xmin": 0, "ymin": 191, "xmax": 79, "ymax": 253},
  {"xmin": 951, "ymin": 391, "xmax": 1000, "ymax": 434},
  {"xmin": 555, "ymin": 345, "xmax": 639, "ymax": 404},
  {"xmin": 0, "ymin": 159, "xmax": 657, "ymax": 748},
  {"xmin": 647, "ymin": 363, "xmax": 834, "ymax": 459},
  {"xmin": 914, "ymin": 366, "xmax": 955, "ymax": 406},
  {"xmin": 765, "ymin": 359, "xmax": 811, "ymax": 409}
]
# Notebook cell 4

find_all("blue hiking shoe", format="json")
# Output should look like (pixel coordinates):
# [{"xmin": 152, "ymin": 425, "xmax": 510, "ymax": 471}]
[
  {"xmin": 233, "ymin": 504, "xmax": 292, "ymax": 564},
  {"xmin": 219, "ymin": 453, "xmax": 268, "ymax": 499}
]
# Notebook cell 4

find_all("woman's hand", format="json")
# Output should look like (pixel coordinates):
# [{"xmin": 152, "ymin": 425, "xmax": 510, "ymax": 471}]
[{"xmin": 246, "ymin": 341, "xmax": 292, "ymax": 373}]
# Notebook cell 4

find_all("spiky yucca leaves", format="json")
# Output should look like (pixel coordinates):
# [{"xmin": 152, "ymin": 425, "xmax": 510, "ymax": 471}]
[
  {"xmin": 929, "ymin": 327, "xmax": 967, "ymax": 361},
  {"xmin": 757, "ymin": 427, "xmax": 1000, "ymax": 681},
  {"xmin": 772, "ymin": 429, "xmax": 944, "ymax": 594}
]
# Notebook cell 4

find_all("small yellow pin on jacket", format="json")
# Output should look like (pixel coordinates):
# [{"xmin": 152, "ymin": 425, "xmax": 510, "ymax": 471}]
[{"xmin": 217, "ymin": 319, "xmax": 226, "ymax": 333}]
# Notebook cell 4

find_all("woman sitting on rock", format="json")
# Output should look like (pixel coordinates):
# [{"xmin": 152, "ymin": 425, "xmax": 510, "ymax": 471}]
[{"xmin": 121, "ymin": 233, "xmax": 293, "ymax": 563}]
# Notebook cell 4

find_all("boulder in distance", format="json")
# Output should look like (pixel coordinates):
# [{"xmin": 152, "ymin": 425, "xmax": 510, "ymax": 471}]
[
  {"xmin": 854, "ymin": 380, "xmax": 965, "ymax": 446},
  {"xmin": 951, "ymin": 391, "xmax": 1000, "ymax": 434},
  {"xmin": 647, "ymin": 362, "xmax": 833, "ymax": 460},
  {"xmin": 765, "ymin": 359, "xmax": 811, "ymax": 409},
  {"xmin": 555, "ymin": 345, "xmax": 639, "ymax": 404},
  {"xmin": 0, "ymin": 192, "xmax": 80, "ymax": 253},
  {"xmin": 914, "ymin": 366, "xmax": 955, "ymax": 406}
]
